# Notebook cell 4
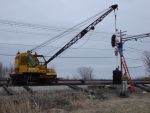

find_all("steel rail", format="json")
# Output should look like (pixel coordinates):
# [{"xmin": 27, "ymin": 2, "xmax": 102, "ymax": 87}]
[{"xmin": 0, "ymin": 79, "xmax": 150, "ymax": 86}]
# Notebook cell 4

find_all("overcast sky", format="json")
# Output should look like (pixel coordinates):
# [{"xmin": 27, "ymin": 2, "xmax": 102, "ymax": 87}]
[{"xmin": 0, "ymin": 0, "xmax": 150, "ymax": 79}]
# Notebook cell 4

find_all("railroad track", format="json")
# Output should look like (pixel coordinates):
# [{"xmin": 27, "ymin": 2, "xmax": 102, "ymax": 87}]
[
  {"xmin": 135, "ymin": 84, "xmax": 150, "ymax": 92},
  {"xmin": 0, "ymin": 79, "xmax": 150, "ymax": 86},
  {"xmin": 0, "ymin": 82, "xmax": 149, "ymax": 96}
]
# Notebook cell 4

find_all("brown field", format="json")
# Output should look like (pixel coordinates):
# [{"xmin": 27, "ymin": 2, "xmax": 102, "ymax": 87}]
[{"xmin": 0, "ymin": 89, "xmax": 150, "ymax": 113}]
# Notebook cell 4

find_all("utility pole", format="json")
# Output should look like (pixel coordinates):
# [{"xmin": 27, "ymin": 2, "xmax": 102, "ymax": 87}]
[
  {"xmin": 120, "ymin": 30, "xmax": 123, "ymax": 75},
  {"xmin": 112, "ymin": 30, "xmax": 135, "ymax": 97},
  {"xmin": 111, "ymin": 31, "xmax": 150, "ymax": 96},
  {"xmin": 119, "ymin": 30, "xmax": 126, "ymax": 75}
]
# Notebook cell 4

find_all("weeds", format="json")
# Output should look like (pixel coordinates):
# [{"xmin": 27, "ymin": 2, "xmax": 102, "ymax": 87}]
[{"xmin": 0, "ymin": 89, "xmax": 149, "ymax": 113}]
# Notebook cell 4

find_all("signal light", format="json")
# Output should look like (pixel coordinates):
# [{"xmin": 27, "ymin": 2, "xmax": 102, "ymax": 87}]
[{"xmin": 111, "ymin": 34, "xmax": 116, "ymax": 47}]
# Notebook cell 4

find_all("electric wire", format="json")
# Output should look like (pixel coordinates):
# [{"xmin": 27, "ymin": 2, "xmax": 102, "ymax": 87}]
[
  {"xmin": 0, "ymin": 9, "xmax": 112, "ymax": 53},
  {"xmin": 0, "ymin": 42, "xmax": 113, "ymax": 51},
  {"xmin": 0, "ymin": 28, "xmax": 113, "ymax": 44},
  {"xmin": 44, "ymin": 32, "xmax": 94, "ymax": 56},
  {"xmin": 0, "ymin": 53, "xmax": 144, "ymax": 61},
  {"xmin": 0, "ymin": 7, "xmax": 119, "ymax": 54},
  {"xmin": 0, "ymin": 8, "xmax": 108, "ymax": 52},
  {"xmin": 128, "ymin": 65, "xmax": 145, "ymax": 68},
  {"xmin": 30, "ymin": 8, "xmax": 109, "ymax": 51},
  {"xmin": 70, "ymin": 30, "xmax": 94, "ymax": 49},
  {"xmin": 0, "ymin": 28, "xmax": 53, "ymax": 37},
  {"xmin": 0, "ymin": 19, "xmax": 65, "ymax": 31},
  {"xmin": 0, "ymin": 22, "xmax": 113, "ymax": 35},
  {"xmin": 0, "ymin": 42, "xmax": 148, "ymax": 55},
  {"xmin": 124, "ymin": 46, "xmax": 146, "ymax": 52}
]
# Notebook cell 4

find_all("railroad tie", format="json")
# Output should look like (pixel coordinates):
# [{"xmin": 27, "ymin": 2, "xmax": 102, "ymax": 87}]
[
  {"xmin": 23, "ymin": 86, "xmax": 33, "ymax": 94},
  {"xmin": 135, "ymin": 84, "xmax": 150, "ymax": 92},
  {"xmin": 23, "ymin": 86, "xmax": 38, "ymax": 107},
  {"xmin": 2, "ymin": 86, "xmax": 13, "ymax": 95},
  {"xmin": 67, "ymin": 84, "xmax": 95, "ymax": 95}
]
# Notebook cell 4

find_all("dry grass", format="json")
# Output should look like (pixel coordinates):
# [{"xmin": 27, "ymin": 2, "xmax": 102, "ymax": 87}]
[
  {"xmin": 0, "ymin": 94, "xmax": 39, "ymax": 113},
  {"xmin": 0, "ymin": 89, "xmax": 150, "ymax": 113}
]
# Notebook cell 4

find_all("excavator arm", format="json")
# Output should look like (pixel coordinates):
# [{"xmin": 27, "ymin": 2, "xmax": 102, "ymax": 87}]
[{"xmin": 45, "ymin": 4, "xmax": 118, "ymax": 65}]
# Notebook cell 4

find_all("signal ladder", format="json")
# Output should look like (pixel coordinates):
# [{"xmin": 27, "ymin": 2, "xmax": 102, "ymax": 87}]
[{"xmin": 121, "ymin": 55, "xmax": 135, "ymax": 93}]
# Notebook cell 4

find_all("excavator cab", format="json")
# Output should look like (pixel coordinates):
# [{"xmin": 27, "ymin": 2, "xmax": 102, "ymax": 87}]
[
  {"xmin": 11, "ymin": 51, "xmax": 57, "ymax": 85},
  {"xmin": 34, "ymin": 53, "xmax": 57, "ymax": 78}
]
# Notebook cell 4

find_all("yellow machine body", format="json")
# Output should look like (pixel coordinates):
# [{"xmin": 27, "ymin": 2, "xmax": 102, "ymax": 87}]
[
  {"xmin": 11, "ymin": 51, "xmax": 57, "ymax": 84},
  {"xmin": 15, "ymin": 52, "xmax": 46, "ymax": 74}
]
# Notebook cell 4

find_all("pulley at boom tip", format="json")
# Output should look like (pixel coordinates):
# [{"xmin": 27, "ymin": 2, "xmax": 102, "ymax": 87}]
[{"xmin": 111, "ymin": 4, "xmax": 118, "ymax": 10}]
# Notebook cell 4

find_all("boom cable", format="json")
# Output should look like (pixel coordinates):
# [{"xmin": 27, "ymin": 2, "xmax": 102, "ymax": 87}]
[{"xmin": 30, "ymin": 8, "xmax": 108, "ymax": 52}]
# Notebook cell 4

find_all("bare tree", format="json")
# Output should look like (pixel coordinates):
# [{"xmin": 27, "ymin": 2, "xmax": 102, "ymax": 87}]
[
  {"xmin": 0, "ymin": 62, "xmax": 3, "ymax": 78},
  {"xmin": 77, "ymin": 67, "xmax": 94, "ymax": 80},
  {"xmin": 144, "ymin": 51, "xmax": 150, "ymax": 75},
  {"xmin": 0, "ymin": 61, "xmax": 14, "ymax": 78}
]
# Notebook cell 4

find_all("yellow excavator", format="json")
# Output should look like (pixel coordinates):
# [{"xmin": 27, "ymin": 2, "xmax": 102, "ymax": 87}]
[
  {"xmin": 10, "ymin": 51, "xmax": 57, "ymax": 84},
  {"xmin": 10, "ymin": 4, "xmax": 118, "ymax": 85}
]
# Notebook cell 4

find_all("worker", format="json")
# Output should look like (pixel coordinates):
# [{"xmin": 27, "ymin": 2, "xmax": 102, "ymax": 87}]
[{"xmin": 121, "ymin": 72, "xmax": 129, "ymax": 96}]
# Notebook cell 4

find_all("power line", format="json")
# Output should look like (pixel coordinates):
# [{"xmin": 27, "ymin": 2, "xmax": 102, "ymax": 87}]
[
  {"xmin": 0, "ymin": 24, "xmax": 113, "ymax": 35},
  {"xmin": 0, "ymin": 53, "xmax": 144, "ymax": 61},
  {"xmin": 0, "ymin": 41, "xmax": 148, "ymax": 56},
  {"xmin": 124, "ymin": 48, "xmax": 144, "ymax": 54},
  {"xmin": 57, "ymin": 57, "xmax": 143, "ymax": 61},
  {"xmin": 124, "ymin": 46, "xmax": 146, "ymax": 52},
  {"xmin": 0, "ymin": 19, "xmax": 66, "ymax": 31},
  {"xmin": 0, "ymin": 42, "xmax": 113, "ymax": 51},
  {"xmin": 0, "ymin": 42, "xmax": 34, "ymax": 47},
  {"xmin": 0, "ymin": 28, "xmax": 112, "ymax": 45},
  {"xmin": 73, "ymin": 32, "xmax": 93, "ymax": 49},
  {"xmin": 123, "ymin": 33, "xmax": 150, "ymax": 42},
  {"xmin": 0, "ymin": 7, "xmax": 113, "ymax": 52},
  {"xmin": 1, "ymin": 42, "xmax": 148, "ymax": 53},
  {"xmin": 0, "ymin": 20, "xmax": 113, "ymax": 49},
  {"xmin": 0, "ymin": 18, "xmax": 113, "ymax": 35},
  {"xmin": 30, "ymin": 8, "xmax": 109, "ymax": 51},
  {"xmin": 128, "ymin": 65, "xmax": 145, "ymax": 69},
  {"xmin": 0, "ymin": 10, "xmax": 115, "ymax": 53},
  {"xmin": 0, "ymin": 53, "xmax": 14, "ymax": 56},
  {"xmin": 0, "ymin": 42, "xmax": 148, "ymax": 56},
  {"xmin": 0, "ymin": 28, "xmax": 53, "ymax": 37}
]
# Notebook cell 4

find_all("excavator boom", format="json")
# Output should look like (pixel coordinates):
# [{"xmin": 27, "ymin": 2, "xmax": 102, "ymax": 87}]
[{"xmin": 45, "ymin": 4, "xmax": 118, "ymax": 65}]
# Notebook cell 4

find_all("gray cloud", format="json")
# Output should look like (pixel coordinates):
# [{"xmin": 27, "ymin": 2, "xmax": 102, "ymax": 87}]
[{"xmin": 0, "ymin": 0, "xmax": 149, "ymax": 78}]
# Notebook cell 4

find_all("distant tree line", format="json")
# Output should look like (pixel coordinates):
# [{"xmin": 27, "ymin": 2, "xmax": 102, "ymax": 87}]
[
  {"xmin": 0, "ymin": 62, "xmax": 13, "ymax": 78},
  {"xmin": 144, "ymin": 51, "xmax": 150, "ymax": 76}
]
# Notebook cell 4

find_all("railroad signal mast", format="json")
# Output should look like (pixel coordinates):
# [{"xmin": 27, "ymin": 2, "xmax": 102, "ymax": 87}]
[{"xmin": 112, "ymin": 31, "xmax": 150, "ymax": 93}]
